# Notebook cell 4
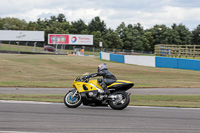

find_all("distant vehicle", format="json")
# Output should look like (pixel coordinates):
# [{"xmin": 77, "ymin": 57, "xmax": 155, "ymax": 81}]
[{"xmin": 44, "ymin": 45, "xmax": 56, "ymax": 52}]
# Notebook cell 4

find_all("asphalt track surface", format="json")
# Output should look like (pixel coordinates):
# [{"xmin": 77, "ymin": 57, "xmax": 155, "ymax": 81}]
[
  {"xmin": 0, "ymin": 101, "xmax": 200, "ymax": 133},
  {"xmin": 1, "ymin": 87, "xmax": 200, "ymax": 133},
  {"xmin": 1, "ymin": 87, "xmax": 200, "ymax": 95}
]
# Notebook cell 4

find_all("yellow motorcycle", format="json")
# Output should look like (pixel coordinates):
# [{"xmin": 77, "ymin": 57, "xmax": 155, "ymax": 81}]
[{"xmin": 64, "ymin": 73, "xmax": 134, "ymax": 110}]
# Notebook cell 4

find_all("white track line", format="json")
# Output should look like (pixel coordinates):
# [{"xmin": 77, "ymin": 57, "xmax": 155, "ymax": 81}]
[
  {"xmin": 0, "ymin": 131, "xmax": 43, "ymax": 133},
  {"xmin": 128, "ymin": 105, "xmax": 200, "ymax": 110},
  {"xmin": 0, "ymin": 100, "xmax": 53, "ymax": 105}
]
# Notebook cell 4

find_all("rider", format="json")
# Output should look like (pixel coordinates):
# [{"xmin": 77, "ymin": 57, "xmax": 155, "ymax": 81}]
[{"xmin": 84, "ymin": 63, "xmax": 117, "ymax": 94}]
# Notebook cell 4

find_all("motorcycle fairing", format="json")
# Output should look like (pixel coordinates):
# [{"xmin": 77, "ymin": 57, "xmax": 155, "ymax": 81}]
[
  {"xmin": 73, "ymin": 77, "xmax": 133, "ymax": 93},
  {"xmin": 73, "ymin": 81, "xmax": 104, "ymax": 93},
  {"xmin": 107, "ymin": 80, "xmax": 134, "ymax": 91}
]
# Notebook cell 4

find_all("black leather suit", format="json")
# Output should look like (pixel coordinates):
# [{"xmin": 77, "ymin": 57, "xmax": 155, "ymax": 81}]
[{"xmin": 90, "ymin": 69, "xmax": 117, "ymax": 92}]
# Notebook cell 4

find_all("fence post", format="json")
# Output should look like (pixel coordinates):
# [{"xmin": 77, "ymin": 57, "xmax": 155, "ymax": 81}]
[
  {"xmin": 93, "ymin": 47, "xmax": 95, "ymax": 53},
  {"xmin": 186, "ymin": 46, "xmax": 188, "ymax": 58},
  {"xmin": 16, "ymin": 42, "xmax": 20, "ymax": 54},
  {"xmin": 33, "ymin": 42, "xmax": 37, "ymax": 53},
  {"xmin": 193, "ymin": 45, "xmax": 196, "ymax": 59},
  {"xmin": 61, "ymin": 44, "xmax": 64, "ymax": 54},
  {"xmin": 64, "ymin": 44, "xmax": 66, "ymax": 54},
  {"xmin": 56, "ymin": 44, "xmax": 58, "ymax": 54},
  {"xmin": 0, "ymin": 41, "xmax": 1, "ymax": 50},
  {"xmin": 178, "ymin": 45, "xmax": 181, "ymax": 58},
  {"xmin": 25, "ymin": 42, "xmax": 28, "ymax": 51},
  {"xmin": 8, "ymin": 41, "xmax": 11, "ymax": 51}
]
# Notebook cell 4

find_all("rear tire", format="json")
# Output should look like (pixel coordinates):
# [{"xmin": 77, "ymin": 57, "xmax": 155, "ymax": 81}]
[
  {"xmin": 109, "ymin": 91, "xmax": 130, "ymax": 110},
  {"xmin": 64, "ymin": 91, "xmax": 82, "ymax": 108}
]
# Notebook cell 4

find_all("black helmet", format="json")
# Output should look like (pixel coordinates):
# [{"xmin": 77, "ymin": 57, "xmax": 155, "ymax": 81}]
[{"xmin": 98, "ymin": 63, "xmax": 108, "ymax": 72}]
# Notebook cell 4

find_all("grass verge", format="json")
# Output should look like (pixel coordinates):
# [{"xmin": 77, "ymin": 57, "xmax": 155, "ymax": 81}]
[
  {"xmin": 0, "ymin": 54, "xmax": 200, "ymax": 88},
  {"xmin": 0, "ymin": 94, "xmax": 63, "ymax": 103},
  {"xmin": 130, "ymin": 95, "xmax": 200, "ymax": 108},
  {"xmin": 1, "ymin": 94, "xmax": 200, "ymax": 108},
  {"xmin": 0, "ymin": 44, "xmax": 100, "ymax": 55}
]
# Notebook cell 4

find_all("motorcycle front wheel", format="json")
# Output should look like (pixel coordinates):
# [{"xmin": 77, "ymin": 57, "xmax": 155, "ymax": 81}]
[
  {"xmin": 109, "ymin": 91, "xmax": 130, "ymax": 110},
  {"xmin": 64, "ymin": 91, "xmax": 82, "ymax": 108}
]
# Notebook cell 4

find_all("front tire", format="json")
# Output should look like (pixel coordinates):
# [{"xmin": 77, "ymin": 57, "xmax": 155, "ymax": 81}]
[
  {"xmin": 109, "ymin": 91, "xmax": 130, "ymax": 110},
  {"xmin": 64, "ymin": 91, "xmax": 82, "ymax": 108}
]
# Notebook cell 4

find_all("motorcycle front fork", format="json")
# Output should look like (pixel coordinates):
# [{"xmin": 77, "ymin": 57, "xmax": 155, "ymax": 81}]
[{"xmin": 71, "ymin": 90, "xmax": 78, "ymax": 98}]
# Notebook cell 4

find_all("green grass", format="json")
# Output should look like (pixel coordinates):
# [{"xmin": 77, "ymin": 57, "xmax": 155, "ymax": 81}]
[
  {"xmin": 0, "ymin": 43, "xmax": 44, "ymax": 52},
  {"xmin": 0, "ymin": 53, "xmax": 200, "ymax": 88},
  {"xmin": 0, "ymin": 94, "xmax": 63, "ymax": 103},
  {"xmin": 130, "ymin": 95, "xmax": 200, "ymax": 108},
  {"xmin": 0, "ymin": 43, "xmax": 100, "ymax": 55},
  {"xmin": 1, "ymin": 94, "xmax": 200, "ymax": 108}
]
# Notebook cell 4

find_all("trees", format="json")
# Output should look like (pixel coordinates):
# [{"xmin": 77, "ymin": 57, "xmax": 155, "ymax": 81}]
[
  {"xmin": 71, "ymin": 19, "xmax": 88, "ymax": 34},
  {"xmin": 103, "ymin": 29, "xmax": 122, "ymax": 49},
  {"xmin": 88, "ymin": 16, "xmax": 107, "ymax": 35},
  {"xmin": 116, "ymin": 22, "xmax": 145, "ymax": 51},
  {"xmin": 27, "ymin": 21, "xmax": 37, "ymax": 31},
  {"xmin": 0, "ymin": 18, "xmax": 3, "ymax": 30},
  {"xmin": 142, "ymin": 32, "xmax": 153, "ymax": 51},
  {"xmin": 192, "ymin": 25, "xmax": 200, "ymax": 45},
  {"xmin": 0, "ymin": 15, "xmax": 197, "ymax": 52},
  {"xmin": 88, "ymin": 16, "xmax": 122, "ymax": 49},
  {"xmin": 1, "ymin": 17, "xmax": 27, "ymax": 30},
  {"xmin": 171, "ymin": 24, "xmax": 192, "ymax": 45},
  {"xmin": 146, "ymin": 24, "xmax": 192, "ymax": 51},
  {"xmin": 91, "ymin": 31, "xmax": 104, "ymax": 47},
  {"xmin": 57, "ymin": 13, "xmax": 66, "ymax": 23}
]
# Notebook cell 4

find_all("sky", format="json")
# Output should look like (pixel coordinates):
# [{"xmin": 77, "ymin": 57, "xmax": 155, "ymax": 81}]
[{"xmin": 1, "ymin": 0, "xmax": 200, "ymax": 31}]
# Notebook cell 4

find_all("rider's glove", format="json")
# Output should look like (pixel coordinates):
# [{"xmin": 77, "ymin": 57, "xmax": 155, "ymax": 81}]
[
  {"xmin": 82, "ymin": 75, "xmax": 90, "ymax": 80},
  {"xmin": 86, "ymin": 75, "xmax": 91, "ymax": 78}
]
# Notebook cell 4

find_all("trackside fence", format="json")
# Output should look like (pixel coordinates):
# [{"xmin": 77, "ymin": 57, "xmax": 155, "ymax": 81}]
[
  {"xmin": 100, "ymin": 52, "xmax": 200, "ymax": 71},
  {"xmin": 155, "ymin": 44, "xmax": 200, "ymax": 58}
]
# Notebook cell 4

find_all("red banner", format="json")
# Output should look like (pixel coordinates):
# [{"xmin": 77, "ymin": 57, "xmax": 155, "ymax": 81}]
[{"xmin": 48, "ymin": 34, "xmax": 69, "ymax": 44}]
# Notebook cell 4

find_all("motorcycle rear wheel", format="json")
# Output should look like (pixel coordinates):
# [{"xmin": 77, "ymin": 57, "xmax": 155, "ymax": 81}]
[
  {"xmin": 64, "ymin": 91, "xmax": 82, "ymax": 108},
  {"xmin": 109, "ymin": 91, "xmax": 130, "ymax": 110}
]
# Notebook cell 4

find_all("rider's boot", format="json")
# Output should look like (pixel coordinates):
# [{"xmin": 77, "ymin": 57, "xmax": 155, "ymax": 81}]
[{"xmin": 99, "ymin": 79, "xmax": 110, "ymax": 95}]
